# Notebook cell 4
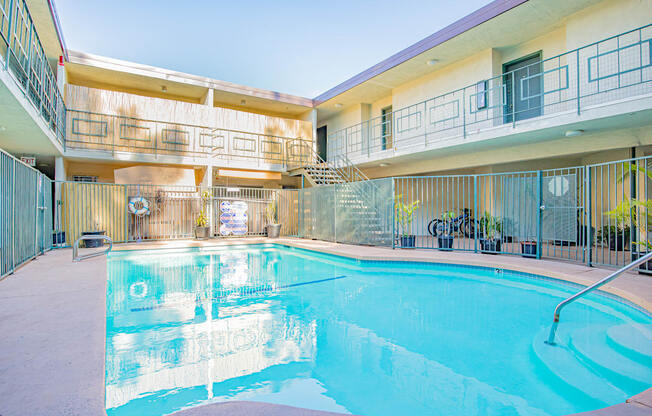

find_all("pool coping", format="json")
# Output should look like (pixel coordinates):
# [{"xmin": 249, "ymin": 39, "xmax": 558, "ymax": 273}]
[{"xmin": 0, "ymin": 237, "xmax": 650, "ymax": 416}]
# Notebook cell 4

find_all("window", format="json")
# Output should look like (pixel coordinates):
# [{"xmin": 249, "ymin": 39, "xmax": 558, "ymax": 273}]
[
  {"xmin": 381, "ymin": 106, "xmax": 393, "ymax": 150},
  {"xmin": 72, "ymin": 175, "xmax": 98, "ymax": 183}
]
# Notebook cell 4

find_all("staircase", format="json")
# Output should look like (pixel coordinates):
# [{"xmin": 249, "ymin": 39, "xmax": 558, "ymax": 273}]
[{"xmin": 289, "ymin": 145, "xmax": 391, "ymax": 246}]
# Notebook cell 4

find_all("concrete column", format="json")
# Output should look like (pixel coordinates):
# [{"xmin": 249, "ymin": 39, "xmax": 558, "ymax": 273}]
[
  {"xmin": 54, "ymin": 156, "xmax": 66, "ymax": 230},
  {"xmin": 361, "ymin": 103, "xmax": 371, "ymax": 155},
  {"xmin": 202, "ymin": 88, "xmax": 214, "ymax": 107},
  {"xmin": 201, "ymin": 165, "xmax": 213, "ymax": 187}
]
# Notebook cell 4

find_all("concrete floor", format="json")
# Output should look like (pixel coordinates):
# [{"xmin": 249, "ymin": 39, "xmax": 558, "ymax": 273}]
[{"xmin": 0, "ymin": 237, "xmax": 650, "ymax": 416}]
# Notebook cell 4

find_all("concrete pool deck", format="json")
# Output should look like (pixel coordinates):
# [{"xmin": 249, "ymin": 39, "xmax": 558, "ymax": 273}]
[{"xmin": 0, "ymin": 237, "xmax": 650, "ymax": 416}]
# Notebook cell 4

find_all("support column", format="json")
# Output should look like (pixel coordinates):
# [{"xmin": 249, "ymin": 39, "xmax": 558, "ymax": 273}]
[
  {"xmin": 54, "ymin": 156, "xmax": 66, "ymax": 231},
  {"xmin": 202, "ymin": 88, "xmax": 214, "ymax": 107},
  {"xmin": 56, "ymin": 56, "xmax": 66, "ymax": 96}
]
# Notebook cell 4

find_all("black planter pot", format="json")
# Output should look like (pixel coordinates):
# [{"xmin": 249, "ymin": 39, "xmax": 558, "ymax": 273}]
[
  {"xmin": 52, "ymin": 231, "xmax": 66, "ymax": 245},
  {"xmin": 400, "ymin": 235, "xmax": 416, "ymax": 248},
  {"xmin": 82, "ymin": 230, "xmax": 106, "ymax": 248},
  {"xmin": 521, "ymin": 241, "xmax": 537, "ymax": 257},
  {"xmin": 608, "ymin": 234, "xmax": 629, "ymax": 252},
  {"xmin": 480, "ymin": 238, "xmax": 501, "ymax": 254},
  {"xmin": 438, "ymin": 235, "xmax": 454, "ymax": 250},
  {"xmin": 632, "ymin": 251, "xmax": 652, "ymax": 275}
]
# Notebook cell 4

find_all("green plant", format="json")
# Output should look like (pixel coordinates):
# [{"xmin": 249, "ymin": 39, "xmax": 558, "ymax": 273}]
[
  {"xmin": 441, "ymin": 211, "xmax": 455, "ymax": 236},
  {"xmin": 196, "ymin": 190, "xmax": 211, "ymax": 228},
  {"xmin": 395, "ymin": 195, "xmax": 420, "ymax": 237},
  {"xmin": 480, "ymin": 211, "xmax": 502, "ymax": 240},
  {"xmin": 266, "ymin": 199, "xmax": 278, "ymax": 225}
]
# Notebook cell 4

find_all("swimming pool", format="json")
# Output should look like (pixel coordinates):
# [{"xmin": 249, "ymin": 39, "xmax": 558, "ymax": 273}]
[{"xmin": 105, "ymin": 244, "xmax": 652, "ymax": 416}]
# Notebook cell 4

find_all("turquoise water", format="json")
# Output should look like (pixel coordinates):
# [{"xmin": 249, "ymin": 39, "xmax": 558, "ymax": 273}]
[{"xmin": 105, "ymin": 244, "xmax": 652, "ymax": 416}]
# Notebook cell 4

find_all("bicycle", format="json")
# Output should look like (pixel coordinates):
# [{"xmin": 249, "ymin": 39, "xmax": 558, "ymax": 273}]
[{"xmin": 427, "ymin": 209, "xmax": 476, "ymax": 237}]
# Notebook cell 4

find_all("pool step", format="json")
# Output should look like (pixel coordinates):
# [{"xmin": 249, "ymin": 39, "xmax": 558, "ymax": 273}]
[
  {"xmin": 531, "ymin": 328, "xmax": 627, "ymax": 407},
  {"xmin": 605, "ymin": 324, "xmax": 652, "ymax": 365},
  {"xmin": 566, "ymin": 325, "xmax": 652, "ymax": 394}
]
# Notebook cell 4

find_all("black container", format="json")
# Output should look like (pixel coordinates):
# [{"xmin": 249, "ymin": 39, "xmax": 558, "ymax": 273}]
[
  {"xmin": 632, "ymin": 251, "xmax": 652, "ymax": 275},
  {"xmin": 400, "ymin": 235, "xmax": 416, "ymax": 248},
  {"xmin": 52, "ymin": 231, "xmax": 66, "ymax": 245},
  {"xmin": 82, "ymin": 230, "xmax": 106, "ymax": 248},
  {"xmin": 521, "ymin": 241, "xmax": 537, "ymax": 257},
  {"xmin": 608, "ymin": 234, "xmax": 629, "ymax": 252},
  {"xmin": 438, "ymin": 235, "xmax": 454, "ymax": 250},
  {"xmin": 480, "ymin": 238, "xmax": 501, "ymax": 254}
]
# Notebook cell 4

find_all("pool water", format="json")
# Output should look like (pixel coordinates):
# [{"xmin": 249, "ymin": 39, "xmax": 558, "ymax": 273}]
[{"xmin": 105, "ymin": 244, "xmax": 652, "ymax": 416}]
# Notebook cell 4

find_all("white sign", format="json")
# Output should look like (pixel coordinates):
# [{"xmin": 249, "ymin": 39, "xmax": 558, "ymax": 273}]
[
  {"xmin": 219, "ymin": 201, "xmax": 248, "ymax": 236},
  {"xmin": 20, "ymin": 156, "xmax": 36, "ymax": 167}
]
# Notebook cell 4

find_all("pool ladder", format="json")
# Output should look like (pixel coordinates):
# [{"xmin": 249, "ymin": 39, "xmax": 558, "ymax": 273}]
[
  {"xmin": 546, "ymin": 251, "xmax": 652, "ymax": 345},
  {"xmin": 72, "ymin": 235, "xmax": 113, "ymax": 262}
]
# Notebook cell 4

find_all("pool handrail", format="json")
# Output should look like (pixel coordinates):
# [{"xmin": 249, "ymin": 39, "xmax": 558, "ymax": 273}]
[
  {"xmin": 546, "ymin": 251, "xmax": 652, "ymax": 345},
  {"xmin": 72, "ymin": 235, "xmax": 113, "ymax": 262}
]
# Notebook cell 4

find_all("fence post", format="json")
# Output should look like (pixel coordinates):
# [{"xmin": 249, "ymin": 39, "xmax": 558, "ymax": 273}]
[
  {"xmin": 536, "ymin": 171, "xmax": 543, "ymax": 260},
  {"xmin": 34, "ymin": 172, "xmax": 38, "ymax": 258},
  {"xmin": 473, "ymin": 175, "xmax": 478, "ymax": 253},
  {"xmin": 586, "ymin": 167, "xmax": 592, "ymax": 267},
  {"xmin": 124, "ymin": 185, "xmax": 129, "ymax": 242},
  {"xmin": 391, "ymin": 178, "xmax": 395, "ymax": 249},
  {"xmin": 11, "ymin": 159, "xmax": 16, "ymax": 272}
]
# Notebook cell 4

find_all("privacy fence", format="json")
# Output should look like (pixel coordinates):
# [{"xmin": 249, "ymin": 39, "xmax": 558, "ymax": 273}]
[
  {"xmin": 2, "ymin": 154, "xmax": 651, "ymax": 278},
  {"xmin": 0, "ymin": 149, "xmax": 52, "ymax": 278}
]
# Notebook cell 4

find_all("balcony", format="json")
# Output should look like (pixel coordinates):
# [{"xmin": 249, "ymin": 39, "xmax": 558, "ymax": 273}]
[
  {"xmin": 0, "ymin": 0, "xmax": 66, "ymax": 145},
  {"xmin": 65, "ymin": 109, "xmax": 314, "ymax": 170},
  {"xmin": 327, "ymin": 24, "xmax": 652, "ymax": 164}
]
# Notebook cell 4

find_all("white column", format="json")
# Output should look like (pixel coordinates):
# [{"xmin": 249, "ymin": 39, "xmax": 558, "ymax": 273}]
[
  {"xmin": 54, "ymin": 156, "xmax": 66, "ymax": 230},
  {"xmin": 56, "ymin": 56, "xmax": 66, "ymax": 96}
]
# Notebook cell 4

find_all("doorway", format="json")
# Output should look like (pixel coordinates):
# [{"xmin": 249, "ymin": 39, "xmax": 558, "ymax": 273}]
[
  {"xmin": 316, "ymin": 126, "xmax": 327, "ymax": 161},
  {"xmin": 503, "ymin": 52, "xmax": 542, "ymax": 123}
]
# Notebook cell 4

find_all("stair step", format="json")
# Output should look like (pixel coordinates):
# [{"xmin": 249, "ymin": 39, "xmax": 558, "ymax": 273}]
[
  {"xmin": 568, "ymin": 325, "xmax": 652, "ymax": 392},
  {"xmin": 606, "ymin": 324, "xmax": 652, "ymax": 364},
  {"xmin": 531, "ymin": 327, "xmax": 627, "ymax": 407}
]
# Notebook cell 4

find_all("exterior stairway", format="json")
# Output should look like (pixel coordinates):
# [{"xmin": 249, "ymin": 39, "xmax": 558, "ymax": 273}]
[{"xmin": 289, "ymin": 147, "xmax": 391, "ymax": 246}]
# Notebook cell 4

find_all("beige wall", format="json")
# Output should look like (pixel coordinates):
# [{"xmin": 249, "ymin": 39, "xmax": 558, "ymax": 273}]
[{"xmin": 67, "ymin": 85, "xmax": 313, "ymax": 140}]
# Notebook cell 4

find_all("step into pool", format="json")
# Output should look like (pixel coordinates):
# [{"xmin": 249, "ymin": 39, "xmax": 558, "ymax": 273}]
[{"xmin": 105, "ymin": 244, "xmax": 652, "ymax": 416}]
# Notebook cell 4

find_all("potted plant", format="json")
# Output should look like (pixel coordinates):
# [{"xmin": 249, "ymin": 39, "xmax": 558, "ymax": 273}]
[
  {"xmin": 82, "ymin": 222, "xmax": 106, "ymax": 248},
  {"xmin": 265, "ymin": 199, "xmax": 281, "ymax": 238},
  {"xmin": 195, "ymin": 190, "xmax": 211, "ymax": 239},
  {"xmin": 395, "ymin": 194, "xmax": 420, "ymax": 248},
  {"xmin": 604, "ymin": 200, "xmax": 634, "ymax": 251},
  {"xmin": 479, "ymin": 211, "xmax": 502, "ymax": 254},
  {"xmin": 520, "ymin": 217, "xmax": 537, "ymax": 257},
  {"xmin": 437, "ymin": 211, "xmax": 455, "ymax": 250}
]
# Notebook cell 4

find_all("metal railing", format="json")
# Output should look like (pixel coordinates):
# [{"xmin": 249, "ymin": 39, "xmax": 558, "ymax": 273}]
[
  {"xmin": 328, "ymin": 24, "xmax": 652, "ymax": 162},
  {"xmin": 0, "ymin": 148, "xmax": 53, "ymax": 278},
  {"xmin": 65, "ymin": 109, "xmax": 314, "ymax": 169},
  {"xmin": 546, "ymin": 251, "xmax": 652, "ymax": 345},
  {"xmin": 72, "ymin": 234, "xmax": 113, "ymax": 262},
  {"xmin": 0, "ymin": 0, "xmax": 66, "ymax": 145}
]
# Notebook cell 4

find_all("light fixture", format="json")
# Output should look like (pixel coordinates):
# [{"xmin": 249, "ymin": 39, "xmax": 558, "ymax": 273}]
[
  {"xmin": 564, "ymin": 129, "xmax": 584, "ymax": 137},
  {"xmin": 0, "ymin": 126, "xmax": 5, "ymax": 131},
  {"xmin": 226, "ymin": 187, "xmax": 240, "ymax": 193},
  {"xmin": 161, "ymin": 85, "xmax": 167, "ymax": 92},
  {"xmin": 240, "ymin": 99, "xmax": 246, "ymax": 105},
  {"xmin": 334, "ymin": 103, "xmax": 343, "ymax": 109},
  {"xmin": 427, "ymin": 59, "xmax": 439, "ymax": 66},
  {"xmin": 379, "ymin": 163, "xmax": 390, "ymax": 167}
]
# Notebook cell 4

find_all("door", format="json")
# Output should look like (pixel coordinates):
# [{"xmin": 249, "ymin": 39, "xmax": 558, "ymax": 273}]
[
  {"xmin": 381, "ymin": 106, "xmax": 392, "ymax": 150},
  {"xmin": 503, "ymin": 53, "xmax": 542, "ymax": 123},
  {"xmin": 316, "ymin": 126, "xmax": 327, "ymax": 161}
]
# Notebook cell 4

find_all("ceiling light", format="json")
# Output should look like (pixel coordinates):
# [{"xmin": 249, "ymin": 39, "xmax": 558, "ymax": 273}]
[
  {"xmin": 564, "ymin": 129, "xmax": 584, "ymax": 137},
  {"xmin": 0, "ymin": 126, "xmax": 5, "ymax": 131},
  {"xmin": 427, "ymin": 59, "xmax": 439, "ymax": 66},
  {"xmin": 161, "ymin": 85, "xmax": 167, "ymax": 92},
  {"xmin": 379, "ymin": 163, "xmax": 390, "ymax": 167},
  {"xmin": 240, "ymin": 99, "xmax": 246, "ymax": 105},
  {"xmin": 334, "ymin": 103, "xmax": 343, "ymax": 109}
]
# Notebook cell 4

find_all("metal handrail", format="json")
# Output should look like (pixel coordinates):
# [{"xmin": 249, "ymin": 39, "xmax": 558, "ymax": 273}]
[
  {"xmin": 546, "ymin": 251, "xmax": 652, "ymax": 345},
  {"xmin": 72, "ymin": 235, "xmax": 113, "ymax": 262}
]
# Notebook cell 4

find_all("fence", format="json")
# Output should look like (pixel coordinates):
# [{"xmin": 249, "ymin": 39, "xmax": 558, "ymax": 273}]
[
  {"xmin": 0, "ymin": 148, "xmax": 52, "ymax": 278},
  {"xmin": 0, "ymin": 0, "xmax": 66, "ymax": 145},
  {"xmin": 328, "ymin": 24, "xmax": 652, "ymax": 163},
  {"xmin": 56, "ymin": 182, "xmax": 299, "ymax": 246}
]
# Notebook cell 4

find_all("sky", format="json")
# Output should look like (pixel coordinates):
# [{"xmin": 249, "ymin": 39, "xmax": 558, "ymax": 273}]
[{"xmin": 55, "ymin": 0, "xmax": 494, "ymax": 98}]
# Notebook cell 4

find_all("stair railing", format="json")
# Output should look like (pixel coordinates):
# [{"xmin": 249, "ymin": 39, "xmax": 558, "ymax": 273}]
[
  {"xmin": 546, "ymin": 251, "xmax": 652, "ymax": 345},
  {"xmin": 72, "ymin": 235, "xmax": 114, "ymax": 262}
]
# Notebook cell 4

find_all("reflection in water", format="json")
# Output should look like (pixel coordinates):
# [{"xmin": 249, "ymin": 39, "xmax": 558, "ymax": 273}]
[{"xmin": 106, "ymin": 245, "xmax": 652, "ymax": 416}]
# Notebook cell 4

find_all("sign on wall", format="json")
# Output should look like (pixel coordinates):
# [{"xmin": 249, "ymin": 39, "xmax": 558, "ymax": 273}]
[
  {"xmin": 20, "ymin": 156, "xmax": 36, "ymax": 167},
  {"xmin": 219, "ymin": 201, "xmax": 248, "ymax": 236}
]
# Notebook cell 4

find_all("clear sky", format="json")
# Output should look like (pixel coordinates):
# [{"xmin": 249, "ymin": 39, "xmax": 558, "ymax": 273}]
[{"xmin": 55, "ymin": 0, "xmax": 493, "ymax": 98}]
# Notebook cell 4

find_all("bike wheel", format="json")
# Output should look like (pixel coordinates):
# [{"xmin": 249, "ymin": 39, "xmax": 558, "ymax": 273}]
[
  {"xmin": 462, "ymin": 219, "xmax": 475, "ymax": 238},
  {"xmin": 428, "ymin": 219, "xmax": 441, "ymax": 237}
]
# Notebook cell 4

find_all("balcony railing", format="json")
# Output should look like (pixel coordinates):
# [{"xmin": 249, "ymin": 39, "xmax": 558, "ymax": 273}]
[
  {"xmin": 328, "ymin": 24, "xmax": 652, "ymax": 162},
  {"xmin": 65, "ymin": 109, "xmax": 314, "ymax": 169},
  {"xmin": 0, "ymin": 0, "xmax": 66, "ymax": 145}
]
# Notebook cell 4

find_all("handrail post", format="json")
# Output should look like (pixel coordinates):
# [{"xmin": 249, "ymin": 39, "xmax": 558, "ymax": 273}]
[{"xmin": 546, "ymin": 251, "xmax": 652, "ymax": 345}]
